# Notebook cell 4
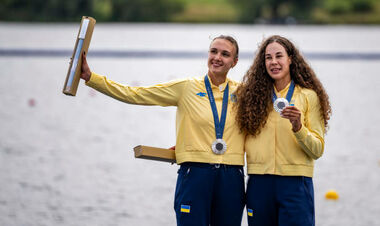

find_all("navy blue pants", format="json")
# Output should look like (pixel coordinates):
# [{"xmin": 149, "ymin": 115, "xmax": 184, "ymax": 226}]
[
  {"xmin": 174, "ymin": 162, "xmax": 245, "ymax": 226},
  {"xmin": 246, "ymin": 174, "xmax": 315, "ymax": 226}
]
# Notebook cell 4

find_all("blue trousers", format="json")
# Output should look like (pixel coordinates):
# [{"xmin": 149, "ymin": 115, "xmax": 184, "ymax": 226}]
[
  {"xmin": 174, "ymin": 162, "xmax": 245, "ymax": 226},
  {"xmin": 246, "ymin": 174, "xmax": 315, "ymax": 226}
]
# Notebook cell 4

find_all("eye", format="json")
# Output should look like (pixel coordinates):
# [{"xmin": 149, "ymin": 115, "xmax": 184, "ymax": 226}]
[
  {"xmin": 265, "ymin": 55, "xmax": 272, "ymax": 60},
  {"xmin": 222, "ymin": 51, "xmax": 231, "ymax": 57},
  {"xmin": 210, "ymin": 49, "xmax": 217, "ymax": 54}
]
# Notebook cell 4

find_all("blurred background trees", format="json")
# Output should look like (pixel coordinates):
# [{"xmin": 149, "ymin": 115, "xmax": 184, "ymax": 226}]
[
  {"xmin": 0, "ymin": 0, "xmax": 183, "ymax": 22},
  {"xmin": 0, "ymin": 0, "xmax": 94, "ymax": 21},
  {"xmin": 0, "ymin": 0, "xmax": 378, "ymax": 24},
  {"xmin": 231, "ymin": 0, "xmax": 377, "ymax": 24},
  {"xmin": 230, "ymin": 0, "xmax": 317, "ymax": 23},
  {"xmin": 313, "ymin": 0, "xmax": 379, "ymax": 24}
]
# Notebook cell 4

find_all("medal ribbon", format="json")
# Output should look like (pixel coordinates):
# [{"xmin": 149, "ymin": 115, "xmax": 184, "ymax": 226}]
[
  {"xmin": 272, "ymin": 80, "xmax": 295, "ymax": 103},
  {"xmin": 204, "ymin": 75, "xmax": 229, "ymax": 139}
]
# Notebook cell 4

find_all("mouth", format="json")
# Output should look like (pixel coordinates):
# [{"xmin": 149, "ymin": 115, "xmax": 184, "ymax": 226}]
[
  {"xmin": 212, "ymin": 62, "xmax": 223, "ymax": 68},
  {"xmin": 270, "ymin": 68, "xmax": 281, "ymax": 73}
]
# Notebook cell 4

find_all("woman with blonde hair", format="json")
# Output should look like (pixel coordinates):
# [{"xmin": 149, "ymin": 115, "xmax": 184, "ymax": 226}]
[
  {"xmin": 81, "ymin": 35, "xmax": 245, "ymax": 226},
  {"xmin": 235, "ymin": 35, "xmax": 331, "ymax": 226}
]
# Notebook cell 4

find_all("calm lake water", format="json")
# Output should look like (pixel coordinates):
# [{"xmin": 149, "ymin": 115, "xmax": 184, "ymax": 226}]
[{"xmin": 0, "ymin": 23, "xmax": 379, "ymax": 226}]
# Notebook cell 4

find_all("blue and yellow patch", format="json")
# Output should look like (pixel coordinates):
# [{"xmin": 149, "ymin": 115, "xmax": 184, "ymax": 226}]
[
  {"xmin": 247, "ymin": 208, "xmax": 253, "ymax": 217},
  {"xmin": 180, "ymin": 204, "xmax": 190, "ymax": 213},
  {"xmin": 196, "ymin": 92, "xmax": 207, "ymax": 97},
  {"xmin": 230, "ymin": 94, "xmax": 237, "ymax": 102}
]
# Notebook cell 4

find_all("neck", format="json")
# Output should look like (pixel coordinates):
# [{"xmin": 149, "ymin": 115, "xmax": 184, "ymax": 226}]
[
  {"xmin": 208, "ymin": 73, "xmax": 227, "ymax": 86},
  {"xmin": 274, "ymin": 77, "xmax": 291, "ymax": 92}
]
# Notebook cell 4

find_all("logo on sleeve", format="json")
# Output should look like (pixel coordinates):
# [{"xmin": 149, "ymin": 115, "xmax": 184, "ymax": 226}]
[{"xmin": 196, "ymin": 92, "xmax": 207, "ymax": 97}]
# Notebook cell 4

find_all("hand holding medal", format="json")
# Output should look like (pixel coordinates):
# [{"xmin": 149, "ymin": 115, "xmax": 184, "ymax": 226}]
[
  {"xmin": 280, "ymin": 106, "xmax": 302, "ymax": 132},
  {"xmin": 272, "ymin": 80, "xmax": 301, "ymax": 132}
]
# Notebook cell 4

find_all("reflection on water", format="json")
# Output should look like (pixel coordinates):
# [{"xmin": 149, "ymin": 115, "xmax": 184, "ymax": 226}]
[{"xmin": 0, "ymin": 23, "xmax": 379, "ymax": 226}]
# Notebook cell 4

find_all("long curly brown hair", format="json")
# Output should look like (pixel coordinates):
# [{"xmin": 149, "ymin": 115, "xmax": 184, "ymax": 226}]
[{"xmin": 235, "ymin": 35, "xmax": 332, "ymax": 136}]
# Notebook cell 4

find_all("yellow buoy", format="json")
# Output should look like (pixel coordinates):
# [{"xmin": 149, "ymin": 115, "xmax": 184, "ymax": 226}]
[{"xmin": 325, "ymin": 189, "xmax": 339, "ymax": 200}]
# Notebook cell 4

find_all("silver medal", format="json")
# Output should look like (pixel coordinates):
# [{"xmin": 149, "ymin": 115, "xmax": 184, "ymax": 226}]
[
  {"xmin": 273, "ymin": 98, "xmax": 289, "ymax": 113},
  {"xmin": 212, "ymin": 139, "xmax": 227, "ymax": 155}
]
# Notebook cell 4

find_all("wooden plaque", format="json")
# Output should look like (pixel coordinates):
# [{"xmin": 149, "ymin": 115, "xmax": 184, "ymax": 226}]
[
  {"xmin": 134, "ymin": 145, "xmax": 176, "ymax": 163},
  {"xmin": 63, "ymin": 16, "xmax": 96, "ymax": 96}
]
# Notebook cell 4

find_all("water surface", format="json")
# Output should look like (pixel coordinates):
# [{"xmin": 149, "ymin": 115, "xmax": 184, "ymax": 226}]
[{"xmin": 0, "ymin": 23, "xmax": 379, "ymax": 226}]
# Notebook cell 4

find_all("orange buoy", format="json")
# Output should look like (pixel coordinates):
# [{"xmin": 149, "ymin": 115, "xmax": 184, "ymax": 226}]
[{"xmin": 325, "ymin": 189, "xmax": 339, "ymax": 200}]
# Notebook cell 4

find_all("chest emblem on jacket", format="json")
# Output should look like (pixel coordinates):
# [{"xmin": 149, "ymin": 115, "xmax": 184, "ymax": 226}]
[{"xmin": 196, "ymin": 92, "xmax": 207, "ymax": 97}]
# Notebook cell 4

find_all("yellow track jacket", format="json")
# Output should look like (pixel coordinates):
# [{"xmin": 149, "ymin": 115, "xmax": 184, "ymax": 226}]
[
  {"xmin": 246, "ymin": 82, "xmax": 325, "ymax": 177},
  {"xmin": 86, "ymin": 72, "xmax": 245, "ymax": 165}
]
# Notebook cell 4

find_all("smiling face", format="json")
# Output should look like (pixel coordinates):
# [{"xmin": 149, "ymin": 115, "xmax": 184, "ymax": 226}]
[
  {"xmin": 265, "ymin": 42, "xmax": 292, "ymax": 87},
  {"xmin": 207, "ymin": 38, "xmax": 238, "ymax": 78}
]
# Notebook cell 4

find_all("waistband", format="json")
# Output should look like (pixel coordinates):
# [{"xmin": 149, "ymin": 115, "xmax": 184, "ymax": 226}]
[{"xmin": 180, "ymin": 162, "xmax": 243, "ymax": 169}]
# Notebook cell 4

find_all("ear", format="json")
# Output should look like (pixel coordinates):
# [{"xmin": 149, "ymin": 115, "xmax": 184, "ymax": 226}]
[{"xmin": 232, "ymin": 58, "xmax": 238, "ymax": 68}]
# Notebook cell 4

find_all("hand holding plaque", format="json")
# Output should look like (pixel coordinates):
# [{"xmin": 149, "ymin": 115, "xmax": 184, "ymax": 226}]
[
  {"xmin": 63, "ymin": 16, "xmax": 96, "ymax": 96},
  {"xmin": 80, "ymin": 52, "xmax": 92, "ymax": 82}
]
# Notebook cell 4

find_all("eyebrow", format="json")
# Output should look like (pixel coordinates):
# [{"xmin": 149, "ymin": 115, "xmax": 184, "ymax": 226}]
[
  {"xmin": 210, "ymin": 48, "xmax": 232, "ymax": 54},
  {"xmin": 265, "ymin": 51, "xmax": 284, "ymax": 56}
]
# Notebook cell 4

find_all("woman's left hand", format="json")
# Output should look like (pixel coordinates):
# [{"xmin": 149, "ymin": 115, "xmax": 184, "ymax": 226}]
[{"xmin": 281, "ymin": 106, "xmax": 302, "ymax": 132}]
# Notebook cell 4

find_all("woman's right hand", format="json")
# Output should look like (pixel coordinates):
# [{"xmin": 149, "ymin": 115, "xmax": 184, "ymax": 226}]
[
  {"xmin": 81, "ymin": 51, "xmax": 91, "ymax": 82},
  {"xmin": 281, "ymin": 106, "xmax": 302, "ymax": 132}
]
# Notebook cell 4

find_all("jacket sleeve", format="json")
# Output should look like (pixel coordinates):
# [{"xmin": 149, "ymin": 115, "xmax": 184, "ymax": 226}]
[
  {"xmin": 294, "ymin": 91, "xmax": 325, "ymax": 160},
  {"xmin": 86, "ymin": 72, "xmax": 187, "ymax": 106}
]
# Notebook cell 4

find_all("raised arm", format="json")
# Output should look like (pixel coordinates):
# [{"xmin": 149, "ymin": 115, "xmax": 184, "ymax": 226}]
[{"xmin": 80, "ymin": 52, "xmax": 186, "ymax": 107}]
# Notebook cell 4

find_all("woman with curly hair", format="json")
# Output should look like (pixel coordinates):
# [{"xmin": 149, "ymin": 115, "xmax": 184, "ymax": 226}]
[{"xmin": 235, "ymin": 35, "xmax": 331, "ymax": 226}]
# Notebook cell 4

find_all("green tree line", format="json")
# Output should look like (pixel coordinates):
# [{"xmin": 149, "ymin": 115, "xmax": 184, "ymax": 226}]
[
  {"xmin": 0, "ymin": 0, "xmax": 184, "ymax": 22},
  {"xmin": 231, "ymin": 0, "xmax": 378, "ymax": 24},
  {"xmin": 0, "ymin": 0, "xmax": 378, "ymax": 23}
]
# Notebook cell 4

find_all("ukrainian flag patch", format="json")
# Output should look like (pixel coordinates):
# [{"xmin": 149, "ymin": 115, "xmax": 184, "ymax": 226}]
[
  {"xmin": 230, "ymin": 94, "xmax": 237, "ymax": 102},
  {"xmin": 180, "ymin": 204, "xmax": 191, "ymax": 213},
  {"xmin": 247, "ymin": 208, "xmax": 253, "ymax": 217}
]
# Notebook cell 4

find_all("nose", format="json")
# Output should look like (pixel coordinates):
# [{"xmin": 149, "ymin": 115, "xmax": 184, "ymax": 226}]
[
  {"xmin": 270, "ymin": 58, "xmax": 278, "ymax": 65},
  {"xmin": 214, "ymin": 52, "xmax": 222, "ymax": 60}
]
